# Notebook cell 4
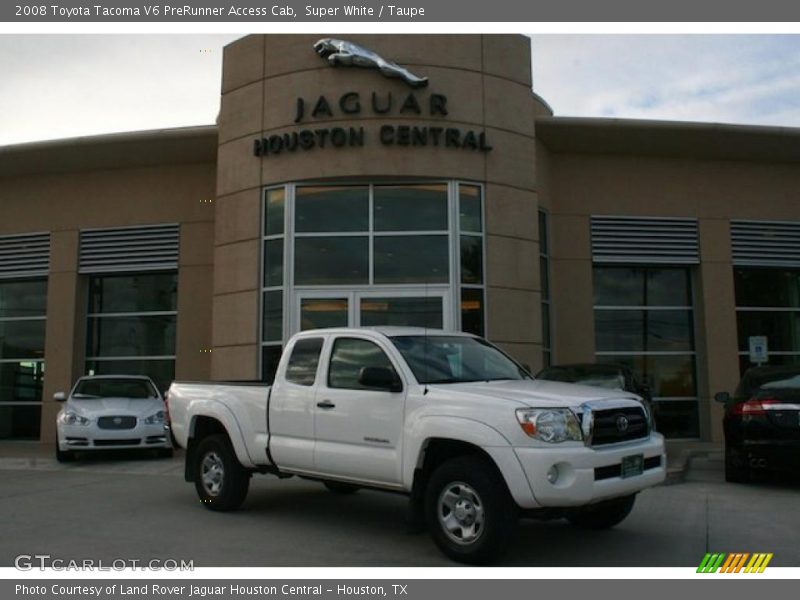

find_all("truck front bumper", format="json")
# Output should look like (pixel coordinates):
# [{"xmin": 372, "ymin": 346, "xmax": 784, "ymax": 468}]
[{"xmin": 509, "ymin": 434, "xmax": 666, "ymax": 508}]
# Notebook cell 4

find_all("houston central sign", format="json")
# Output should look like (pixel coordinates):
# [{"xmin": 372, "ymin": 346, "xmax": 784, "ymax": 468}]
[{"xmin": 253, "ymin": 90, "xmax": 492, "ymax": 157}]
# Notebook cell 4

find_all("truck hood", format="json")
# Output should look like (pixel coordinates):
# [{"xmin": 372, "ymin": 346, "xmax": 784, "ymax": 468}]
[
  {"xmin": 67, "ymin": 397, "xmax": 164, "ymax": 418},
  {"xmin": 428, "ymin": 379, "xmax": 640, "ymax": 408}
]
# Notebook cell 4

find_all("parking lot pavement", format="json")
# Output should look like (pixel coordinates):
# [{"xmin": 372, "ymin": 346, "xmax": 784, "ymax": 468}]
[{"xmin": 1, "ymin": 449, "xmax": 798, "ymax": 567}]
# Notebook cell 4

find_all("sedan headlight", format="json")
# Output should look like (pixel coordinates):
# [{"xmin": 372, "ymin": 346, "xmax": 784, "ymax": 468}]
[
  {"xmin": 144, "ymin": 411, "xmax": 166, "ymax": 425},
  {"xmin": 60, "ymin": 410, "xmax": 90, "ymax": 426},
  {"xmin": 516, "ymin": 408, "xmax": 582, "ymax": 443}
]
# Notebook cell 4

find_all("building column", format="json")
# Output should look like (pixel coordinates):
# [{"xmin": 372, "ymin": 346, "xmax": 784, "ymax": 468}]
[
  {"xmin": 40, "ymin": 231, "xmax": 83, "ymax": 444},
  {"xmin": 696, "ymin": 218, "xmax": 739, "ymax": 442},
  {"xmin": 550, "ymin": 214, "xmax": 595, "ymax": 364}
]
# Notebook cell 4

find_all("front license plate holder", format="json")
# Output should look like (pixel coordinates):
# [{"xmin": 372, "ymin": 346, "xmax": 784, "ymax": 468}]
[{"xmin": 621, "ymin": 454, "xmax": 644, "ymax": 478}]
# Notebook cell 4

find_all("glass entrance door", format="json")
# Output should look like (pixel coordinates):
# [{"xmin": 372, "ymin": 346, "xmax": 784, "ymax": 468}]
[{"xmin": 294, "ymin": 289, "xmax": 450, "ymax": 334}]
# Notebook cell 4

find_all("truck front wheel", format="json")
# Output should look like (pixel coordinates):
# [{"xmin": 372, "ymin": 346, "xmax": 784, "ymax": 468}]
[
  {"xmin": 566, "ymin": 494, "xmax": 636, "ymax": 529},
  {"xmin": 193, "ymin": 434, "xmax": 250, "ymax": 511},
  {"xmin": 424, "ymin": 456, "xmax": 516, "ymax": 564}
]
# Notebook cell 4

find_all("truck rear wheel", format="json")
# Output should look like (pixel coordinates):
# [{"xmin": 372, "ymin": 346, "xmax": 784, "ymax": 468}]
[
  {"xmin": 566, "ymin": 494, "xmax": 636, "ymax": 529},
  {"xmin": 424, "ymin": 455, "xmax": 516, "ymax": 565},
  {"xmin": 194, "ymin": 434, "xmax": 250, "ymax": 511}
]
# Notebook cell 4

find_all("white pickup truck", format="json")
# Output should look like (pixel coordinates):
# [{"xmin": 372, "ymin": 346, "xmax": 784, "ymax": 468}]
[{"xmin": 169, "ymin": 327, "xmax": 665, "ymax": 564}]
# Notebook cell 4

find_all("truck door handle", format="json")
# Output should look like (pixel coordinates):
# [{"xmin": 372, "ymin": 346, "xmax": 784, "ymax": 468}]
[{"xmin": 317, "ymin": 400, "xmax": 336, "ymax": 409}]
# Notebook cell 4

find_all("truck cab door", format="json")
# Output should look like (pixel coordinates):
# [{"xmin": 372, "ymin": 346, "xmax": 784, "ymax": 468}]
[
  {"xmin": 268, "ymin": 336, "xmax": 326, "ymax": 471},
  {"xmin": 313, "ymin": 336, "xmax": 406, "ymax": 485}
]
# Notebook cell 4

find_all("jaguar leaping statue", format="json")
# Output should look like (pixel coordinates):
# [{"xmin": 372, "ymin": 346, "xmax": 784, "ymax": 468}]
[{"xmin": 313, "ymin": 38, "xmax": 429, "ymax": 88}]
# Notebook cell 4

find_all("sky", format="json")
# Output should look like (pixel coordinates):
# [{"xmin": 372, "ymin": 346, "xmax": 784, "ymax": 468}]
[{"xmin": 1, "ymin": 34, "xmax": 800, "ymax": 146}]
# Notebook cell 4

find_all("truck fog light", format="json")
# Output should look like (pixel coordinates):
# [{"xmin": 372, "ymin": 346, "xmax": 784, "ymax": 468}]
[{"xmin": 546, "ymin": 465, "xmax": 559, "ymax": 484}]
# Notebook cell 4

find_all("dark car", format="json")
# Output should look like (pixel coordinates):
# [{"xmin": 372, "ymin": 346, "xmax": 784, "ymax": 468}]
[
  {"xmin": 536, "ymin": 363, "xmax": 654, "ymax": 423},
  {"xmin": 716, "ymin": 365, "xmax": 800, "ymax": 483}
]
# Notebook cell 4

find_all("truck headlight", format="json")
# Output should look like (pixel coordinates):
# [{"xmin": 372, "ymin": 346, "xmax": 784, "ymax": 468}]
[
  {"xmin": 60, "ymin": 411, "xmax": 90, "ymax": 426},
  {"xmin": 516, "ymin": 408, "xmax": 582, "ymax": 443},
  {"xmin": 144, "ymin": 411, "xmax": 166, "ymax": 425}
]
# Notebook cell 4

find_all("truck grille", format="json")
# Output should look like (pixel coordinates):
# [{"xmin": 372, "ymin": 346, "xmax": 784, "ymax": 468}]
[
  {"xmin": 591, "ymin": 406, "xmax": 649, "ymax": 446},
  {"xmin": 97, "ymin": 416, "xmax": 137, "ymax": 430}
]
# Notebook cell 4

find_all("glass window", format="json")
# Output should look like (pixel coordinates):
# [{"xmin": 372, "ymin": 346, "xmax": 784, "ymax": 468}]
[
  {"xmin": 88, "ymin": 273, "xmax": 177, "ymax": 313},
  {"xmin": 262, "ymin": 345, "xmax": 282, "ymax": 384},
  {"xmin": 86, "ymin": 273, "xmax": 177, "ymax": 391},
  {"xmin": 295, "ymin": 237, "xmax": 369, "ymax": 285},
  {"xmin": 460, "ymin": 288, "xmax": 484, "ymax": 337},
  {"xmin": 459, "ymin": 185, "xmax": 482, "ymax": 233},
  {"xmin": 736, "ymin": 311, "xmax": 800, "ymax": 352},
  {"xmin": 593, "ymin": 265, "xmax": 697, "ymax": 438},
  {"xmin": 328, "ymin": 338, "xmax": 397, "ymax": 390},
  {"xmin": 460, "ymin": 235, "xmax": 483, "ymax": 285},
  {"xmin": 374, "ymin": 235, "xmax": 448, "ymax": 284},
  {"xmin": 262, "ymin": 290, "xmax": 283, "ymax": 342},
  {"xmin": 597, "ymin": 354, "xmax": 697, "ymax": 398},
  {"xmin": 0, "ymin": 279, "xmax": 47, "ymax": 318},
  {"xmin": 390, "ymin": 335, "xmax": 528, "ymax": 384},
  {"xmin": 85, "ymin": 359, "xmax": 175, "ymax": 393},
  {"xmin": 265, "ymin": 188, "xmax": 285, "ymax": 236},
  {"xmin": 285, "ymin": 338, "xmax": 324, "ymax": 386},
  {"xmin": 295, "ymin": 186, "xmax": 369, "ymax": 233},
  {"xmin": 264, "ymin": 239, "xmax": 283, "ymax": 288},
  {"xmin": 0, "ymin": 362, "xmax": 44, "ymax": 403},
  {"xmin": 595, "ymin": 309, "xmax": 695, "ymax": 353},
  {"xmin": 360, "ymin": 297, "xmax": 444, "ymax": 329},
  {"xmin": 0, "ymin": 278, "xmax": 46, "ymax": 440},
  {"xmin": 73, "ymin": 377, "xmax": 158, "ymax": 399},
  {"xmin": 735, "ymin": 268, "xmax": 800, "ymax": 308},
  {"xmin": 0, "ymin": 320, "xmax": 46, "ymax": 360},
  {"xmin": 300, "ymin": 297, "xmax": 348, "ymax": 331},
  {"xmin": 86, "ymin": 315, "xmax": 176, "ymax": 357},
  {"xmin": 593, "ymin": 267, "xmax": 690, "ymax": 307},
  {"xmin": 374, "ymin": 184, "xmax": 448, "ymax": 232}
]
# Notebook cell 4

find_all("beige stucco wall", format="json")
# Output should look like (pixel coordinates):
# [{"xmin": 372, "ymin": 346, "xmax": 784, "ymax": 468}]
[
  {"xmin": 213, "ymin": 34, "xmax": 542, "ymax": 377},
  {"xmin": 0, "ymin": 162, "xmax": 216, "ymax": 442},
  {"xmin": 546, "ymin": 152, "xmax": 800, "ymax": 441}
]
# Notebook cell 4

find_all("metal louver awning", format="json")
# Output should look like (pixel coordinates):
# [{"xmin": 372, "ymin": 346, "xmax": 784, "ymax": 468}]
[
  {"xmin": 79, "ymin": 224, "xmax": 179, "ymax": 274},
  {"xmin": 591, "ymin": 216, "xmax": 699, "ymax": 264},
  {"xmin": 0, "ymin": 232, "xmax": 50, "ymax": 279},
  {"xmin": 731, "ymin": 220, "xmax": 800, "ymax": 267}
]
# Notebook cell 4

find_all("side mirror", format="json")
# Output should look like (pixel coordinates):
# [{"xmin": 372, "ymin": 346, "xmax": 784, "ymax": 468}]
[
  {"xmin": 358, "ymin": 367, "xmax": 402, "ymax": 392},
  {"xmin": 714, "ymin": 391, "xmax": 730, "ymax": 404},
  {"xmin": 53, "ymin": 392, "xmax": 67, "ymax": 402}
]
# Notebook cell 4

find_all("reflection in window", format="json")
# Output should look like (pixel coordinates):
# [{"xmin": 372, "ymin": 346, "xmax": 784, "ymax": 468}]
[
  {"xmin": 0, "ymin": 278, "xmax": 46, "ymax": 440},
  {"xmin": 300, "ymin": 298, "xmax": 348, "ymax": 331},
  {"xmin": 374, "ymin": 185, "xmax": 448, "ymax": 232},
  {"xmin": 374, "ymin": 236, "xmax": 448, "ymax": 284},
  {"xmin": 459, "ymin": 184, "xmax": 485, "ymax": 336},
  {"xmin": 285, "ymin": 338, "xmax": 324, "ymax": 386},
  {"xmin": 328, "ymin": 338, "xmax": 397, "ymax": 390},
  {"xmin": 295, "ymin": 237, "xmax": 369, "ymax": 285},
  {"xmin": 262, "ymin": 188, "xmax": 286, "ymax": 380},
  {"xmin": 360, "ymin": 297, "xmax": 443, "ymax": 329},
  {"xmin": 86, "ymin": 272, "xmax": 177, "ymax": 392},
  {"xmin": 593, "ymin": 266, "xmax": 697, "ymax": 438},
  {"xmin": 295, "ymin": 186, "xmax": 369, "ymax": 233}
]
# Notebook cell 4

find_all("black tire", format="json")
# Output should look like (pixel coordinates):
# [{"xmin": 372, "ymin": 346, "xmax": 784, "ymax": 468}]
[
  {"xmin": 567, "ymin": 494, "xmax": 636, "ymax": 530},
  {"xmin": 725, "ymin": 447, "xmax": 750, "ymax": 484},
  {"xmin": 323, "ymin": 481, "xmax": 360, "ymax": 495},
  {"xmin": 193, "ymin": 434, "xmax": 250, "ymax": 511},
  {"xmin": 55, "ymin": 440, "xmax": 75, "ymax": 463},
  {"xmin": 424, "ymin": 455, "xmax": 517, "ymax": 565}
]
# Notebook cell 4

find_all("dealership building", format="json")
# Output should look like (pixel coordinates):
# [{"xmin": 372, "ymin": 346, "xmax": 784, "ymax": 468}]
[{"xmin": 2, "ymin": 33, "xmax": 800, "ymax": 445}]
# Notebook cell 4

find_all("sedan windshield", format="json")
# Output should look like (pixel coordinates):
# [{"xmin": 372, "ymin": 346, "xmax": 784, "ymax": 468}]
[
  {"xmin": 390, "ymin": 335, "xmax": 530, "ymax": 384},
  {"xmin": 72, "ymin": 379, "xmax": 158, "ymax": 399}
]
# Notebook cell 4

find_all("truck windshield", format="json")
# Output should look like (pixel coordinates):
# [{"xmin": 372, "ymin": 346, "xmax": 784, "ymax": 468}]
[
  {"xmin": 390, "ymin": 335, "xmax": 530, "ymax": 384},
  {"xmin": 72, "ymin": 379, "xmax": 158, "ymax": 399}
]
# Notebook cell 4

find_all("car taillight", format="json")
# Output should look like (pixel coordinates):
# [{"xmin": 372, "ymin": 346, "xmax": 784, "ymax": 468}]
[{"xmin": 731, "ymin": 397, "xmax": 780, "ymax": 416}]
